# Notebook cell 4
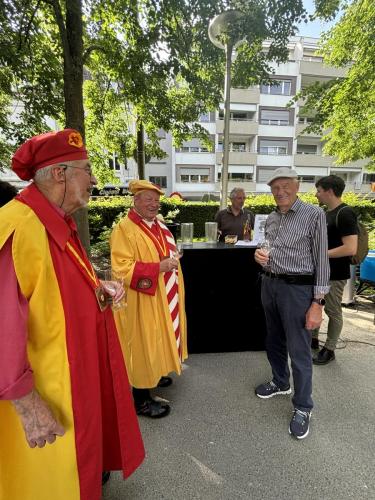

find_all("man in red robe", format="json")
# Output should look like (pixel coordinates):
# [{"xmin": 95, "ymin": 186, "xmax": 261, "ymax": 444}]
[{"xmin": 0, "ymin": 129, "xmax": 144, "ymax": 500}]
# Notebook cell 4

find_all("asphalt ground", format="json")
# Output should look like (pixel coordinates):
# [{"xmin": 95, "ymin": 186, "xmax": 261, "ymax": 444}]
[{"xmin": 103, "ymin": 297, "xmax": 375, "ymax": 500}]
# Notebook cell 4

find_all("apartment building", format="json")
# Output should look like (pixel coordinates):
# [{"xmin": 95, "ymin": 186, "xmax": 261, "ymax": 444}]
[
  {"xmin": 2, "ymin": 36, "xmax": 373, "ymax": 197},
  {"xmin": 120, "ymin": 36, "xmax": 373, "ymax": 199}
]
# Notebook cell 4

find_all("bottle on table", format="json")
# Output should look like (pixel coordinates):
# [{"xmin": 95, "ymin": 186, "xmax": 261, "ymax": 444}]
[{"xmin": 243, "ymin": 216, "xmax": 252, "ymax": 241}]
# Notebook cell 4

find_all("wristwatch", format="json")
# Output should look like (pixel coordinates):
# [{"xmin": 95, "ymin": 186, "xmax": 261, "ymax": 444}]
[{"xmin": 312, "ymin": 298, "xmax": 326, "ymax": 306}]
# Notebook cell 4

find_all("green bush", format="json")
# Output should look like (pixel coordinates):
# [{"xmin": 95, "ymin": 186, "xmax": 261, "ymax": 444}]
[{"xmin": 88, "ymin": 192, "xmax": 375, "ymax": 246}]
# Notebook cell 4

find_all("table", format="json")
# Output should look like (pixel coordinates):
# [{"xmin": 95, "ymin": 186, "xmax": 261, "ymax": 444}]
[{"xmin": 180, "ymin": 242, "xmax": 267, "ymax": 353}]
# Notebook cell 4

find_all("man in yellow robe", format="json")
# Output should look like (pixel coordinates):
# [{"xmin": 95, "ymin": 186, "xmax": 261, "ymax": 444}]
[{"xmin": 111, "ymin": 180, "xmax": 188, "ymax": 418}]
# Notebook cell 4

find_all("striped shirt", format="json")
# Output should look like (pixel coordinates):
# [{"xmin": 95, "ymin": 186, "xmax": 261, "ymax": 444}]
[{"xmin": 265, "ymin": 198, "xmax": 330, "ymax": 295}]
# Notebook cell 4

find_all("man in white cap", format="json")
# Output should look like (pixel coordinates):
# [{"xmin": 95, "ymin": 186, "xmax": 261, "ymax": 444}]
[
  {"xmin": 254, "ymin": 167, "xmax": 330, "ymax": 440},
  {"xmin": 110, "ymin": 180, "xmax": 188, "ymax": 418}
]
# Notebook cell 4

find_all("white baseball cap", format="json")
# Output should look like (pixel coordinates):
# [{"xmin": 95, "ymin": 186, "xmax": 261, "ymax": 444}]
[{"xmin": 267, "ymin": 167, "xmax": 298, "ymax": 186}]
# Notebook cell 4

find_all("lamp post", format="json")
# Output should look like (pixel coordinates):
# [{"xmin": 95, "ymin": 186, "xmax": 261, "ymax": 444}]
[{"xmin": 208, "ymin": 10, "xmax": 245, "ymax": 210}]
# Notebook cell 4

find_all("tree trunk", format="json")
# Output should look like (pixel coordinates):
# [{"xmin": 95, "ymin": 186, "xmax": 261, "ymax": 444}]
[
  {"xmin": 57, "ymin": 0, "xmax": 91, "ymax": 253},
  {"xmin": 136, "ymin": 117, "xmax": 145, "ymax": 180}
]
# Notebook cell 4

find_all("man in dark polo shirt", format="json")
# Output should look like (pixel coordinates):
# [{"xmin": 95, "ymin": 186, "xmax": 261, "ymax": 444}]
[{"xmin": 215, "ymin": 187, "xmax": 255, "ymax": 242}]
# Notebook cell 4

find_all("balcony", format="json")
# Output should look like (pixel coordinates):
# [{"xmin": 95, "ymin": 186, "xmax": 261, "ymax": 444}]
[
  {"xmin": 230, "ymin": 88, "xmax": 260, "ymax": 104},
  {"xmin": 300, "ymin": 60, "xmax": 347, "ymax": 79},
  {"xmin": 296, "ymin": 123, "xmax": 322, "ymax": 138},
  {"xmin": 294, "ymin": 153, "xmax": 334, "ymax": 168},
  {"xmin": 216, "ymin": 118, "xmax": 258, "ymax": 135},
  {"xmin": 175, "ymin": 152, "xmax": 215, "ymax": 165},
  {"xmin": 216, "ymin": 151, "xmax": 257, "ymax": 165}
]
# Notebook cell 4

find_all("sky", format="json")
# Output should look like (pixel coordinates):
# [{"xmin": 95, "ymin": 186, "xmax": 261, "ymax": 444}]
[{"xmin": 297, "ymin": 0, "xmax": 340, "ymax": 38}]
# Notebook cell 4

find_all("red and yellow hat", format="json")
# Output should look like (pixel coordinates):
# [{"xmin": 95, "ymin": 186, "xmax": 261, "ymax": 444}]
[{"xmin": 12, "ymin": 129, "xmax": 88, "ymax": 181}]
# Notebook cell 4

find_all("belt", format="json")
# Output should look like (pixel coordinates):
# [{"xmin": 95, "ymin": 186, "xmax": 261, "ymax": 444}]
[{"xmin": 263, "ymin": 271, "xmax": 314, "ymax": 285}]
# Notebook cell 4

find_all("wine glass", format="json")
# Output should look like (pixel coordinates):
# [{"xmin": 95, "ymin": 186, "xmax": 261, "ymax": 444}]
[
  {"xmin": 258, "ymin": 238, "xmax": 272, "ymax": 266},
  {"xmin": 259, "ymin": 238, "xmax": 271, "ymax": 252},
  {"xmin": 174, "ymin": 241, "xmax": 184, "ymax": 259},
  {"xmin": 103, "ymin": 269, "xmax": 127, "ymax": 309}
]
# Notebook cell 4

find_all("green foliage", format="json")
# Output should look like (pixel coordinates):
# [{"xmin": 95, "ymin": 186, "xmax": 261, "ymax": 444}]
[
  {"xmin": 294, "ymin": 0, "xmax": 375, "ymax": 169},
  {"xmin": 88, "ymin": 192, "xmax": 375, "ymax": 248},
  {"xmin": 0, "ymin": 0, "xmax": 317, "ymax": 183}
]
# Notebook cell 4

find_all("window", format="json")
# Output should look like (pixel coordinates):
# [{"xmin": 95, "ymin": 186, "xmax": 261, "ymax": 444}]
[
  {"xmin": 259, "ymin": 139, "xmax": 289, "ymax": 155},
  {"xmin": 218, "ymin": 173, "xmax": 253, "ymax": 181},
  {"xmin": 296, "ymin": 144, "xmax": 318, "ymax": 155},
  {"xmin": 363, "ymin": 173, "xmax": 375, "ymax": 183},
  {"xmin": 299, "ymin": 175, "xmax": 315, "ymax": 183},
  {"xmin": 232, "ymin": 142, "xmax": 246, "ymax": 152},
  {"xmin": 260, "ymin": 109, "xmax": 290, "ymax": 126},
  {"xmin": 260, "ymin": 80, "xmax": 292, "ymax": 96},
  {"xmin": 179, "ymin": 168, "xmax": 210, "ymax": 183},
  {"xmin": 176, "ymin": 145, "xmax": 209, "ymax": 153},
  {"xmin": 298, "ymin": 116, "xmax": 314, "ymax": 124},
  {"xmin": 218, "ymin": 111, "xmax": 254, "ymax": 121},
  {"xmin": 149, "ymin": 176, "xmax": 167, "ymax": 188},
  {"xmin": 108, "ymin": 155, "xmax": 120, "ymax": 171},
  {"xmin": 217, "ymin": 142, "xmax": 247, "ymax": 152}
]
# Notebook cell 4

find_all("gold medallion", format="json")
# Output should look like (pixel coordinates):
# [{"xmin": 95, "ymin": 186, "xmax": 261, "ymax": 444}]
[{"xmin": 95, "ymin": 286, "xmax": 108, "ymax": 312}]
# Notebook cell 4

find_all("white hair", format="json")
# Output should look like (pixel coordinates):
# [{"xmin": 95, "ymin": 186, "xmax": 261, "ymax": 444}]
[
  {"xmin": 229, "ymin": 187, "xmax": 245, "ymax": 199},
  {"xmin": 33, "ymin": 165, "xmax": 56, "ymax": 183}
]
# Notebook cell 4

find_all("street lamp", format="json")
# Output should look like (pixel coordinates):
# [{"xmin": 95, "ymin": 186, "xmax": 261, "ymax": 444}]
[{"xmin": 208, "ymin": 10, "xmax": 245, "ymax": 210}]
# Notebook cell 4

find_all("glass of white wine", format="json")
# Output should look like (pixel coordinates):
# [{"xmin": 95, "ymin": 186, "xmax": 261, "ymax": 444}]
[
  {"xmin": 103, "ymin": 269, "xmax": 127, "ymax": 309},
  {"xmin": 258, "ymin": 238, "xmax": 272, "ymax": 266},
  {"xmin": 174, "ymin": 241, "xmax": 184, "ymax": 260}
]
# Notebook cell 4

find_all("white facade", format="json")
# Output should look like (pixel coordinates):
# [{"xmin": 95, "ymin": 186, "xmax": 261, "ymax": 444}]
[{"xmin": 123, "ymin": 36, "xmax": 373, "ymax": 199}]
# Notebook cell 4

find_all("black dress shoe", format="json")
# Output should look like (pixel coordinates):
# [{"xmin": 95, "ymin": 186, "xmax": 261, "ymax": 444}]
[
  {"xmin": 157, "ymin": 376, "xmax": 173, "ymax": 388},
  {"xmin": 135, "ymin": 399, "xmax": 171, "ymax": 418},
  {"xmin": 102, "ymin": 471, "xmax": 111, "ymax": 486},
  {"xmin": 313, "ymin": 347, "xmax": 335, "ymax": 365}
]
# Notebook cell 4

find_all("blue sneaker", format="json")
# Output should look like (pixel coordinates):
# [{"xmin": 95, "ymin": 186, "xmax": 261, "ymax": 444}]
[
  {"xmin": 289, "ymin": 409, "xmax": 311, "ymax": 439},
  {"xmin": 255, "ymin": 380, "xmax": 292, "ymax": 399}
]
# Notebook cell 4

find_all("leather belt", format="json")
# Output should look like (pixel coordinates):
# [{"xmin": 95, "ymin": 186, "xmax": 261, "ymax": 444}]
[{"xmin": 263, "ymin": 271, "xmax": 314, "ymax": 285}]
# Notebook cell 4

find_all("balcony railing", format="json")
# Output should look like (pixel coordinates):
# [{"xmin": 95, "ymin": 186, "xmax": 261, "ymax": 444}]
[
  {"xmin": 215, "ymin": 151, "xmax": 257, "ymax": 165},
  {"xmin": 216, "ymin": 118, "xmax": 258, "ymax": 135}
]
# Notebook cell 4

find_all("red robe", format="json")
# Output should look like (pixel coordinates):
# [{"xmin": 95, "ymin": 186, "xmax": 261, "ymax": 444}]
[{"xmin": 0, "ymin": 184, "xmax": 144, "ymax": 500}]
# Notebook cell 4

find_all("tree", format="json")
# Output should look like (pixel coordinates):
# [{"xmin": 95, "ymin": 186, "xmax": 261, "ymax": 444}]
[
  {"xmin": 295, "ymin": 0, "xmax": 375, "ymax": 169},
  {"xmin": 82, "ymin": 0, "xmax": 316, "ymax": 179},
  {"xmin": 0, "ymin": 0, "xmax": 329, "ymax": 239}
]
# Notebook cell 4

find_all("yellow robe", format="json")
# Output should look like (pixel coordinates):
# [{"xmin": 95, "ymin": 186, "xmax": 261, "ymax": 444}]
[{"xmin": 110, "ymin": 215, "xmax": 188, "ymax": 388}]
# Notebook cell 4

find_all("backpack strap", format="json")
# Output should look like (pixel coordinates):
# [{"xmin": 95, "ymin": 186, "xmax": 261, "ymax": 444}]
[{"xmin": 335, "ymin": 205, "xmax": 356, "ymax": 228}]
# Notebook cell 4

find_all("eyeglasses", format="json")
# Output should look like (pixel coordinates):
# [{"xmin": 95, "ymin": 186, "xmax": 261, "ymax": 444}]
[{"xmin": 59, "ymin": 163, "xmax": 94, "ymax": 177}]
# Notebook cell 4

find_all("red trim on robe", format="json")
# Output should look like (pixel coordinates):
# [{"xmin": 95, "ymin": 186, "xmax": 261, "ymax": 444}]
[
  {"xmin": 130, "ymin": 262, "xmax": 160, "ymax": 295},
  {"xmin": 18, "ymin": 186, "xmax": 144, "ymax": 500}
]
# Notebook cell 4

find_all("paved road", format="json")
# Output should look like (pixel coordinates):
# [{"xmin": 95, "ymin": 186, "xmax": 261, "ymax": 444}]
[{"xmin": 103, "ymin": 299, "xmax": 375, "ymax": 500}]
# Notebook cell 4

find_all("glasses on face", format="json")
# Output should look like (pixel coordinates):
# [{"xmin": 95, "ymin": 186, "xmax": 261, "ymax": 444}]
[{"xmin": 59, "ymin": 163, "xmax": 94, "ymax": 177}]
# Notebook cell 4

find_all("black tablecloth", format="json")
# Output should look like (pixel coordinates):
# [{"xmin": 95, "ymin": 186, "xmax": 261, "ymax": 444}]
[{"xmin": 180, "ymin": 242, "xmax": 266, "ymax": 353}]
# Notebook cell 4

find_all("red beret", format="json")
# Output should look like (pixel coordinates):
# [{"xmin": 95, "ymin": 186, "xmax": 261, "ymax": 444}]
[{"xmin": 12, "ymin": 129, "xmax": 88, "ymax": 181}]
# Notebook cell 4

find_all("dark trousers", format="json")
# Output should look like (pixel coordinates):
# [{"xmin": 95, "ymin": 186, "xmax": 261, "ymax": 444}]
[
  {"xmin": 261, "ymin": 276, "xmax": 314, "ymax": 411},
  {"xmin": 132, "ymin": 388, "xmax": 151, "ymax": 405}
]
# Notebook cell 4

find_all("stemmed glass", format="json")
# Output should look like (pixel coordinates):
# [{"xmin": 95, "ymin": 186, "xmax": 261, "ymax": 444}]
[
  {"xmin": 173, "ymin": 241, "xmax": 184, "ymax": 260},
  {"xmin": 103, "ymin": 269, "xmax": 127, "ymax": 309},
  {"xmin": 258, "ymin": 238, "xmax": 272, "ymax": 267}
]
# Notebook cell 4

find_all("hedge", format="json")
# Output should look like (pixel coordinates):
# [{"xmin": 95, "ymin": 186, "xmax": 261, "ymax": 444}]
[{"xmin": 89, "ymin": 192, "xmax": 375, "ymax": 245}]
